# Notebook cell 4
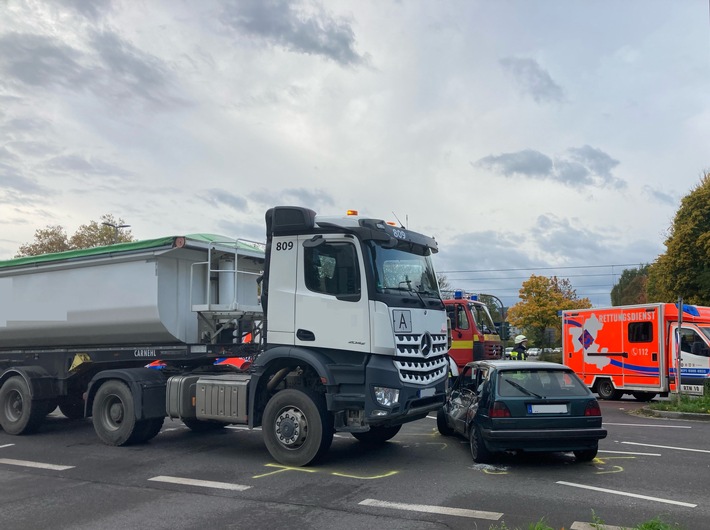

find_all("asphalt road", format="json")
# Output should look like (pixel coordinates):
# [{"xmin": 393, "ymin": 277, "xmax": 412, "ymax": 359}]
[{"xmin": 0, "ymin": 398, "xmax": 708, "ymax": 530}]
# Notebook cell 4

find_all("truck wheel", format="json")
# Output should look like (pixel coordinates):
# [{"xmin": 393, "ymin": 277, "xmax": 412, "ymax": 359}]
[
  {"xmin": 436, "ymin": 408, "xmax": 454, "ymax": 436},
  {"xmin": 263, "ymin": 388, "xmax": 333, "ymax": 466},
  {"xmin": 92, "ymin": 380, "xmax": 141, "ymax": 446},
  {"xmin": 574, "ymin": 446, "xmax": 598, "ymax": 462},
  {"xmin": 182, "ymin": 418, "xmax": 227, "ymax": 432},
  {"xmin": 59, "ymin": 396, "xmax": 85, "ymax": 420},
  {"xmin": 131, "ymin": 418, "xmax": 165, "ymax": 443},
  {"xmin": 596, "ymin": 379, "xmax": 622, "ymax": 400},
  {"xmin": 0, "ymin": 376, "xmax": 46, "ymax": 435},
  {"xmin": 352, "ymin": 424, "xmax": 402, "ymax": 444},
  {"xmin": 470, "ymin": 425, "xmax": 492, "ymax": 463}
]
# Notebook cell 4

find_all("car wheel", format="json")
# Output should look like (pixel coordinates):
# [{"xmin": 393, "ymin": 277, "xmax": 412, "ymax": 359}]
[
  {"xmin": 596, "ymin": 379, "xmax": 622, "ymax": 400},
  {"xmin": 436, "ymin": 408, "xmax": 454, "ymax": 436},
  {"xmin": 469, "ymin": 426, "xmax": 492, "ymax": 463},
  {"xmin": 574, "ymin": 447, "xmax": 598, "ymax": 462}
]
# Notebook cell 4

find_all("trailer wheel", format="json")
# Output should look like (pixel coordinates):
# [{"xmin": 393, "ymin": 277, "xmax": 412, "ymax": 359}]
[
  {"xmin": 263, "ymin": 388, "xmax": 333, "ymax": 466},
  {"xmin": 596, "ymin": 379, "xmax": 623, "ymax": 400},
  {"xmin": 0, "ymin": 376, "xmax": 46, "ymax": 435},
  {"xmin": 92, "ymin": 380, "xmax": 141, "ymax": 446},
  {"xmin": 352, "ymin": 424, "xmax": 402, "ymax": 444},
  {"xmin": 59, "ymin": 396, "xmax": 85, "ymax": 420}
]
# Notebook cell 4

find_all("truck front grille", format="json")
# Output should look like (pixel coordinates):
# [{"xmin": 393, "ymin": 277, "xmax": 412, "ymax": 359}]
[{"xmin": 393, "ymin": 332, "xmax": 449, "ymax": 385}]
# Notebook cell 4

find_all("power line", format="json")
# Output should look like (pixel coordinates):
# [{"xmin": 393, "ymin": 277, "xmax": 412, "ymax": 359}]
[{"xmin": 439, "ymin": 263, "xmax": 645, "ymax": 274}]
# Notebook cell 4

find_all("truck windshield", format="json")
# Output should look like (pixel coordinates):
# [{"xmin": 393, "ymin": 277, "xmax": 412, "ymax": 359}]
[
  {"xmin": 469, "ymin": 303, "xmax": 498, "ymax": 335},
  {"xmin": 364, "ymin": 241, "xmax": 440, "ymax": 298}
]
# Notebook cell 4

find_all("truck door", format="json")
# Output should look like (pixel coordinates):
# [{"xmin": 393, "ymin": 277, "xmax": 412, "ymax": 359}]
[
  {"xmin": 446, "ymin": 303, "xmax": 476, "ymax": 370},
  {"xmin": 294, "ymin": 235, "xmax": 370, "ymax": 353}
]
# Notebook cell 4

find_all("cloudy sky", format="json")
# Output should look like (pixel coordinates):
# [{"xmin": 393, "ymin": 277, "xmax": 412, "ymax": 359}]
[{"xmin": 1, "ymin": 0, "xmax": 708, "ymax": 307}]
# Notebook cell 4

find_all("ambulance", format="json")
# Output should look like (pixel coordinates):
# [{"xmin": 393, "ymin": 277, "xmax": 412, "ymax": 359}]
[{"xmin": 562, "ymin": 303, "xmax": 710, "ymax": 400}]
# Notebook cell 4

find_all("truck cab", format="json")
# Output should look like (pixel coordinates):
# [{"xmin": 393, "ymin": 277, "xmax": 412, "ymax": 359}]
[{"xmin": 444, "ymin": 292, "xmax": 502, "ymax": 372}]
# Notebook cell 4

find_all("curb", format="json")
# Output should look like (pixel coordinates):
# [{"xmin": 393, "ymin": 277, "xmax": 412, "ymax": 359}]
[{"xmin": 638, "ymin": 407, "xmax": 710, "ymax": 422}]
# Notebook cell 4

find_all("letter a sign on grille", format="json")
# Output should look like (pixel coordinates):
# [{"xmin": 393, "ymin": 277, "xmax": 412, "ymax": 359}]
[{"xmin": 392, "ymin": 310, "xmax": 412, "ymax": 333}]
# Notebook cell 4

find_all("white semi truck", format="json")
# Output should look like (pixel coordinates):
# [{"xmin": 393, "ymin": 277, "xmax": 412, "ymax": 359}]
[{"xmin": 0, "ymin": 207, "xmax": 449, "ymax": 466}]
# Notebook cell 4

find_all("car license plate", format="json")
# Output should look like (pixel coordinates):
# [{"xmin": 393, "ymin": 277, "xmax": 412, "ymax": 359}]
[
  {"xmin": 419, "ymin": 387, "xmax": 435, "ymax": 398},
  {"xmin": 528, "ymin": 404, "xmax": 567, "ymax": 414}
]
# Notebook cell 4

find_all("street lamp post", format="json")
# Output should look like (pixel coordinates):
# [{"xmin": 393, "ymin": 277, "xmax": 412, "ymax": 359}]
[{"xmin": 102, "ymin": 222, "xmax": 130, "ymax": 244}]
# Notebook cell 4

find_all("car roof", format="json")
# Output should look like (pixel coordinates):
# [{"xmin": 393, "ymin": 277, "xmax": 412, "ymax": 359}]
[{"xmin": 463, "ymin": 360, "xmax": 568, "ymax": 370}]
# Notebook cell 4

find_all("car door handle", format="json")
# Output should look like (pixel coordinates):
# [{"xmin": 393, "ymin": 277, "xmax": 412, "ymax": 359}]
[{"xmin": 297, "ymin": 329, "xmax": 315, "ymax": 341}]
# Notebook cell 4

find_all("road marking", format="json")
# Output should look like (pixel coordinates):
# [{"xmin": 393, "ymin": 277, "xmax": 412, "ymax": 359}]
[
  {"xmin": 359, "ymin": 499, "xmax": 503, "ymax": 520},
  {"xmin": 599, "ymin": 450, "xmax": 661, "ymax": 456},
  {"xmin": 621, "ymin": 441, "xmax": 710, "ymax": 454},
  {"xmin": 0, "ymin": 458, "xmax": 74, "ymax": 471},
  {"xmin": 604, "ymin": 422, "xmax": 691, "ymax": 429},
  {"xmin": 252, "ymin": 463, "xmax": 318, "ymax": 478},
  {"xmin": 0, "ymin": 444, "xmax": 14, "ymax": 449},
  {"xmin": 332, "ymin": 470, "xmax": 399, "ymax": 480},
  {"xmin": 148, "ymin": 475, "xmax": 251, "ymax": 491},
  {"xmin": 557, "ymin": 481, "xmax": 697, "ymax": 508}
]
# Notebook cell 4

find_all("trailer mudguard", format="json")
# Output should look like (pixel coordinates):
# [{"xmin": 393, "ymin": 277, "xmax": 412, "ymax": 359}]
[
  {"xmin": 86, "ymin": 368, "xmax": 166, "ymax": 420},
  {"xmin": 0, "ymin": 366, "xmax": 58, "ymax": 401}
]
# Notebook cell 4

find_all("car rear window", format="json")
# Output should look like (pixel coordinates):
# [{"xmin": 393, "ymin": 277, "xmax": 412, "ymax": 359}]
[{"xmin": 497, "ymin": 369, "xmax": 589, "ymax": 397}]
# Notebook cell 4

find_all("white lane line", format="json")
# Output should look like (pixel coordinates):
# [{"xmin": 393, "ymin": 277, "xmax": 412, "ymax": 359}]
[
  {"xmin": 148, "ymin": 475, "xmax": 251, "ymax": 491},
  {"xmin": 0, "ymin": 444, "xmax": 15, "ymax": 449},
  {"xmin": 0, "ymin": 458, "xmax": 74, "ymax": 471},
  {"xmin": 359, "ymin": 499, "xmax": 503, "ymax": 520},
  {"xmin": 557, "ymin": 481, "xmax": 696, "ymax": 508},
  {"xmin": 621, "ymin": 441, "xmax": 710, "ymax": 454},
  {"xmin": 599, "ymin": 450, "xmax": 661, "ymax": 456},
  {"xmin": 604, "ymin": 423, "xmax": 691, "ymax": 429}
]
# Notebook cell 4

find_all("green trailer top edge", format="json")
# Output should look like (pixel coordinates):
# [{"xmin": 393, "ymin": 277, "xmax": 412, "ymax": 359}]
[{"xmin": 0, "ymin": 234, "xmax": 264, "ymax": 270}]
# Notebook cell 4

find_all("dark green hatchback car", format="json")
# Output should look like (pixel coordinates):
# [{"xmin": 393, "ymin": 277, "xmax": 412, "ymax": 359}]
[{"xmin": 437, "ymin": 360, "xmax": 607, "ymax": 463}]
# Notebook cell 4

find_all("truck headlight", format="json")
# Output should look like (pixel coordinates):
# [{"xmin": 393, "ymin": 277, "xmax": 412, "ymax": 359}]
[{"xmin": 374, "ymin": 387, "xmax": 400, "ymax": 407}]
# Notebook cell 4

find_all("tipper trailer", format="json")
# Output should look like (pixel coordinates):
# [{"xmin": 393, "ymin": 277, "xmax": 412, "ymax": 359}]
[{"xmin": 0, "ymin": 207, "xmax": 449, "ymax": 466}]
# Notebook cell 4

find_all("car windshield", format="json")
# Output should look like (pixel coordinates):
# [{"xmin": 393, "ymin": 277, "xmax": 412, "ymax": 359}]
[{"xmin": 497, "ymin": 369, "xmax": 589, "ymax": 398}]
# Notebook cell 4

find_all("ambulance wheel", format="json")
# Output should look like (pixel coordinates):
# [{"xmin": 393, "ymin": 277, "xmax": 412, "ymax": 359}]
[
  {"xmin": 92, "ymin": 380, "xmax": 141, "ymax": 446},
  {"xmin": 352, "ymin": 425, "xmax": 402, "ymax": 444},
  {"xmin": 0, "ymin": 376, "xmax": 46, "ymax": 435},
  {"xmin": 632, "ymin": 391, "xmax": 656, "ymax": 402},
  {"xmin": 263, "ymin": 388, "xmax": 333, "ymax": 466},
  {"xmin": 596, "ymin": 379, "xmax": 622, "ymax": 400}
]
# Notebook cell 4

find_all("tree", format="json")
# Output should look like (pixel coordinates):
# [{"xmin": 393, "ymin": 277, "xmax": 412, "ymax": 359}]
[
  {"xmin": 610, "ymin": 265, "xmax": 649, "ymax": 306},
  {"xmin": 507, "ymin": 275, "xmax": 592, "ymax": 347},
  {"xmin": 647, "ymin": 171, "xmax": 710, "ymax": 305},
  {"xmin": 15, "ymin": 214, "xmax": 135, "ymax": 258}
]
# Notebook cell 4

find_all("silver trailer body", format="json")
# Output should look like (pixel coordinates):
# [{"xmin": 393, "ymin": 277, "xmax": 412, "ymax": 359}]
[{"xmin": 0, "ymin": 235, "xmax": 264, "ymax": 348}]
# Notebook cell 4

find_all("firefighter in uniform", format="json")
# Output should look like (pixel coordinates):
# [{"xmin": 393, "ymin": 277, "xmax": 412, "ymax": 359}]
[{"xmin": 512, "ymin": 334, "xmax": 528, "ymax": 361}]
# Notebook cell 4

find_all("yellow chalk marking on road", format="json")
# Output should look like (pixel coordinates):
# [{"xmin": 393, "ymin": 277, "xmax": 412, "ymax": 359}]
[
  {"xmin": 252, "ymin": 463, "xmax": 318, "ymax": 478},
  {"xmin": 331, "ymin": 470, "xmax": 399, "ymax": 480},
  {"xmin": 593, "ymin": 455, "xmax": 635, "ymax": 475}
]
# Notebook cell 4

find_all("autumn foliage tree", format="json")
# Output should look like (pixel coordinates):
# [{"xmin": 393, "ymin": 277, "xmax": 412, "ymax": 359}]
[
  {"xmin": 507, "ymin": 275, "xmax": 592, "ymax": 347},
  {"xmin": 647, "ymin": 171, "xmax": 710, "ymax": 305},
  {"xmin": 15, "ymin": 214, "xmax": 135, "ymax": 258},
  {"xmin": 610, "ymin": 265, "xmax": 649, "ymax": 306}
]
